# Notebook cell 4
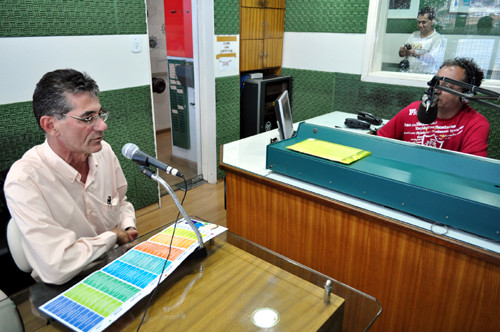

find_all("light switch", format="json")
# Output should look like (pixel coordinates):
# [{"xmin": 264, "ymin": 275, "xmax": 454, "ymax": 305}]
[{"xmin": 130, "ymin": 35, "xmax": 142, "ymax": 53}]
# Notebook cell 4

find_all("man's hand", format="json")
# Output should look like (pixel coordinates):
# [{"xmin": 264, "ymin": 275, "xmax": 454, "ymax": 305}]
[
  {"xmin": 111, "ymin": 226, "xmax": 137, "ymax": 245},
  {"xmin": 399, "ymin": 45, "xmax": 409, "ymax": 57},
  {"xmin": 125, "ymin": 227, "xmax": 139, "ymax": 242}
]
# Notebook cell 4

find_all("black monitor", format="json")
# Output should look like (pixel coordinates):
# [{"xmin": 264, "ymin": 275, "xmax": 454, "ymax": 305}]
[{"xmin": 274, "ymin": 90, "xmax": 294, "ymax": 140}]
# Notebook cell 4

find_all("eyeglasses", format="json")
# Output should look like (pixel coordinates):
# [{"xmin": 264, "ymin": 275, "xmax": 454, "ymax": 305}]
[
  {"xmin": 438, "ymin": 82, "xmax": 461, "ymax": 92},
  {"xmin": 64, "ymin": 110, "xmax": 109, "ymax": 126}
]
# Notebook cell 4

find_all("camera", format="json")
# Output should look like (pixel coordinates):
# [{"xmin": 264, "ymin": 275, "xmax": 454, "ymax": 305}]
[
  {"xmin": 399, "ymin": 59, "xmax": 410, "ymax": 70},
  {"xmin": 404, "ymin": 43, "xmax": 412, "ymax": 50}
]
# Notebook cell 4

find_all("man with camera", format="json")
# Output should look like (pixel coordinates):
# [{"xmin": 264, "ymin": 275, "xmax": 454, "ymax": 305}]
[{"xmin": 398, "ymin": 6, "xmax": 445, "ymax": 74}]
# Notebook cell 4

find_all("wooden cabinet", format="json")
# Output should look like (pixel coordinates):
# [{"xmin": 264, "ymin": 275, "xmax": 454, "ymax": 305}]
[
  {"xmin": 240, "ymin": 1, "xmax": 285, "ymax": 72},
  {"xmin": 241, "ymin": 0, "xmax": 285, "ymax": 9}
]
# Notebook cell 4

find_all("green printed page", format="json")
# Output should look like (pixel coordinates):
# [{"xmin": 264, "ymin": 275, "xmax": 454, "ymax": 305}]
[
  {"xmin": 64, "ymin": 283, "xmax": 123, "ymax": 317},
  {"xmin": 287, "ymin": 138, "xmax": 371, "ymax": 164},
  {"xmin": 83, "ymin": 271, "xmax": 141, "ymax": 302}
]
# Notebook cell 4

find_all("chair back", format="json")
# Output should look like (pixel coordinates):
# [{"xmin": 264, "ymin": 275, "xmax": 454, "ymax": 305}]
[
  {"xmin": 7, "ymin": 220, "xmax": 32, "ymax": 273},
  {"xmin": 0, "ymin": 289, "xmax": 24, "ymax": 332}
]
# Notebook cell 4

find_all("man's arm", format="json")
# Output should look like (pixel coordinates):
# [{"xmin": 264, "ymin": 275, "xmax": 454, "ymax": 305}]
[{"xmin": 5, "ymin": 181, "xmax": 119, "ymax": 284}]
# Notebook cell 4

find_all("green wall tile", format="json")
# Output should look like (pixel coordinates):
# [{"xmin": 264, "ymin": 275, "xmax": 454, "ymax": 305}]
[
  {"xmin": 214, "ymin": 0, "xmax": 239, "ymax": 35},
  {"xmin": 215, "ymin": 75, "xmax": 240, "ymax": 178},
  {"xmin": 386, "ymin": 19, "xmax": 416, "ymax": 34},
  {"xmin": 281, "ymin": 68, "xmax": 335, "ymax": 121},
  {"xmin": 0, "ymin": 0, "xmax": 147, "ymax": 37},
  {"xmin": 285, "ymin": 0, "xmax": 369, "ymax": 33},
  {"xmin": 0, "ymin": 102, "xmax": 44, "ymax": 170},
  {"xmin": 98, "ymin": 86, "xmax": 157, "ymax": 210}
]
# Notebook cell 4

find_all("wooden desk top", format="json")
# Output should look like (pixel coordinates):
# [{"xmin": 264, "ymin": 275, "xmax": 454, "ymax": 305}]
[{"xmin": 25, "ymin": 233, "xmax": 346, "ymax": 331}]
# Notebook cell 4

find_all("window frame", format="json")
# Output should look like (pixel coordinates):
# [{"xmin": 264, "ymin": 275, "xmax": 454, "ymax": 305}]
[{"xmin": 361, "ymin": 0, "xmax": 500, "ymax": 91}]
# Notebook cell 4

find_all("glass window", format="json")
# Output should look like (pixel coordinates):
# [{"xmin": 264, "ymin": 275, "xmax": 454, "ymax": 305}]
[{"xmin": 363, "ymin": 0, "xmax": 500, "ymax": 88}]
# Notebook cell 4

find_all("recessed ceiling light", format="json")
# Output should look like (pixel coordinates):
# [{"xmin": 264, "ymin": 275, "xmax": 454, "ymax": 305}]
[{"xmin": 251, "ymin": 308, "xmax": 280, "ymax": 328}]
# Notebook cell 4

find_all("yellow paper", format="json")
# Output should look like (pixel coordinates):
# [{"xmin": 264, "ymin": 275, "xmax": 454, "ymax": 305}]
[{"xmin": 286, "ymin": 138, "xmax": 371, "ymax": 164}]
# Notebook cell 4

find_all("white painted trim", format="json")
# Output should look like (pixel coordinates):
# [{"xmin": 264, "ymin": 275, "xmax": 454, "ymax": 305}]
[
  {"xmin": 361, "ymin": 0, "xmax": 500, "ymax": 91},
  {"xmin": 197, "ymin": 0, "xmax": 217, "ymax": 184},
  {"xmin": 191, "ymin": 0, "xmax": 203, "ymax": 174}
]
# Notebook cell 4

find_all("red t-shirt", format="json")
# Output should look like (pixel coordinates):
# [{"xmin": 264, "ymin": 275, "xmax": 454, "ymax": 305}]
[{"xmin": 377, "ymin": 101, "xmax": 490, "ymax": 157}]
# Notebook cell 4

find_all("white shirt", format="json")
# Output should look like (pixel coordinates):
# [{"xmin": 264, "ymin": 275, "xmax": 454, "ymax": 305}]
[
  {"xmin": 406, "ymin": 30, "xmax": 445, "ymax": 74},
  {"xmin": 5, "ymin": 140, "xmax": 136, "ymax": 284}
]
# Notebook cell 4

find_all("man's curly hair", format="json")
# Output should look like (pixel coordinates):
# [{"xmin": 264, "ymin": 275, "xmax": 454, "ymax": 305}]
[
  {"xmin": 440, "ymin": 57, "xmax": 484, "ymax": 89},
  {"xmin": 418, "ymin": 6, "xmax": 435, "ymax": 21}
]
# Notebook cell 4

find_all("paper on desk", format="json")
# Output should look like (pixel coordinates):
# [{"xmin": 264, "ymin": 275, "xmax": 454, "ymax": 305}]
[
  {"xmin": 39, "ymin": 219, "xmax": 227, "ymax": 332},
  {"xmin": 287, "ymin": 138, "xmax": 371, "ymax": 164}
]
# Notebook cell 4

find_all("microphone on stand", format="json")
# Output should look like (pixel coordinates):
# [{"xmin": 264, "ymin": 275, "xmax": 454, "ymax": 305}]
[
  {"xmin": 122, "ymin": 143, "xmax": 205, "ymax": 251},
  {"xmin": 122, "ymin": 143, "xmax": 184, "ymax": 178},
  {"xmin": 417, "ymin": 76, "xmax": 439, "ymax": 124}
]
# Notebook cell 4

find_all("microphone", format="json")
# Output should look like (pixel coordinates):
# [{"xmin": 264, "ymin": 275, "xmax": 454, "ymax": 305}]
[
  {"xmin": 417, "ymin": 76, "xmax": 439, "ymax": 124},
  {"xmin": 122, "ymin": 143, "xmax": 184, "ymax": 178}
]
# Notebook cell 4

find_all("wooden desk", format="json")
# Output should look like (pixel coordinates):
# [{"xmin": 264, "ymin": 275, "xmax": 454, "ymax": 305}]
[
  {"xmin": 220, "ymin": 112, "xmax": 500, "ymax": 332},
  {"xmin": 13, "ymin": 231, "xmax": 370, "ymax": 331}
]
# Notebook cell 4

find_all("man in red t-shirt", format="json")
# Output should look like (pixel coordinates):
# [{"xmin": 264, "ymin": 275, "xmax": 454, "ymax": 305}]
[{"xmin": 378, "ymin": 57, "xmax": 490, "ymax": 157}]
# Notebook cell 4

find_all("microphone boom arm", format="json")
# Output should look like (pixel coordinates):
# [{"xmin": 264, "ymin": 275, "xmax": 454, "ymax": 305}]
[
  {"xmin": 433, "ymin": 75, "xmax": 500, "ymax": 111},
  {"xmin": 140, "ymin": 166, "xmax": 204, "ymax": 249}
]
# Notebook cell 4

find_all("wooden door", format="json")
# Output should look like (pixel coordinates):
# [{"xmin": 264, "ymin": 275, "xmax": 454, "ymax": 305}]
[
  {"xmin": 240, "ymin": 39, "xmax": 264, "ymax": 72},
  {"xmin": 240, "ymin": 7, "xmax": 264, "ymax": 40},
  {"xmin": 266, "ymin": 0, "xmax": 286, "ymax": 9},
  {"xmin": 263, "ymin": 38, "xmax": 283, "ymax": 68},
  {"xmin": 241, "ymin": 0, "xmax": 265, "ymax": 7},
  {"xmin": 264, "ymin": 8, "xmax": 285, "ymax": 39}
]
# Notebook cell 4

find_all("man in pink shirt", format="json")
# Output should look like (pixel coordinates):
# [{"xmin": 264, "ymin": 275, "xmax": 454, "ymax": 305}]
[
  {"xmin": 5, "ymin": 69, "xmax": 138, "ymax": 284},
  {"xmin": 378, "ymin": 57, "xmax": 490, "ymax": 157}
]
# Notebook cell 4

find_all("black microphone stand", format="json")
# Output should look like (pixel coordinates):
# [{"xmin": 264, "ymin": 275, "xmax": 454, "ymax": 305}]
[
  {"xmin": 139, "ymin": 166, "xmax": 205, "ymax": 250},
  {"xmin": 431, "ymin": 75, "xmax": 500, "ymax": 111}
]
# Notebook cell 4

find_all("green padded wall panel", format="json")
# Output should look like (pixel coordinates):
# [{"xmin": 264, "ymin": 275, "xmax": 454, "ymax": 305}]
[
  {"xmin": 386, "ymin": 19, "xmax": 417, "ymax": 34},
  {"xmin": 215, "ymin": 75, "xmax": 240, "ymax": 178},
  {"xmin": 98, "ymin": 86, "xmax": 158, "ymax": 210},
  {"xmin": 0, "ymin": 0, "xmax": 147, "ymax": 37},
  {"xmin": 281, "ymin": 68, "xmax": 336, "ymax": 121},
  {"xmin": 333, "ymin": 73, "xmax": 423, "ymax": 119},
  {"xmin": 285, "ymin": 0, "xmax": 369, "ymax": 33},
  {"xmin": 475, "ymin": 104, "xmax": 500, "ymax": 160},
  {"xmin": 214, "ymin": 0, "xmax": 240, "ymax": 35},
  {"xmin": 0, "ymin": 102, "xmax": 44, "ymax": 171},
  {"xmin": 0, "ymin": 86, "xmax": 157, "ymax": 211}
]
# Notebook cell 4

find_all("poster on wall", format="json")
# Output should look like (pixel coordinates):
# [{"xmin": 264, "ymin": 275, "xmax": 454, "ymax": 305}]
[{"xmin": 215, "ymin": 35, "xmax": 238, "ymax": 74}]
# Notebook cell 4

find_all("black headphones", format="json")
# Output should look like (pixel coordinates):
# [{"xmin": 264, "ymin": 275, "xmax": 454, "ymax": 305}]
[
  {"xmin": 458, "ymin": 62, "xmax": 476, "ymax": 103},
  {"xmin": 462, "ymin": 62, "xmax": 476, "ymax": 95}
]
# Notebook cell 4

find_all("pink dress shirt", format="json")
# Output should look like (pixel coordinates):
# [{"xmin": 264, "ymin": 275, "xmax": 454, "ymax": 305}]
[{"xmin": 5, "ymin": 140, "xmax": 136, "ymax": 284}]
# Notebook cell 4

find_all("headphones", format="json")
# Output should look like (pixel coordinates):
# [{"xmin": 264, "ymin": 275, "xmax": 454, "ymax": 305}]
[
  {"xmin": 459, "ymin": 62, "xmax": 476, "ymax": 103},
  {"xmin": 462, "ymin": 62, "xmax": 476, "ymax": 94}
]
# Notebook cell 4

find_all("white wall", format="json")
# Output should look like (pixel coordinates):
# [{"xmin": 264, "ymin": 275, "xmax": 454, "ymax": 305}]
[
  {"xmin": 282, "ymin": 32, "xmax": 366, "ymax": 74},
  {"xmin": 0, "ymin": 35, "xmax": 150, "ymax": 104}
]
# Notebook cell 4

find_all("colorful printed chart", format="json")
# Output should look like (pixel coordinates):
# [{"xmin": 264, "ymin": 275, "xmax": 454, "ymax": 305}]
[{"xmin": 39, "ymin": 219, "xmax": 227, "ymax": 332}]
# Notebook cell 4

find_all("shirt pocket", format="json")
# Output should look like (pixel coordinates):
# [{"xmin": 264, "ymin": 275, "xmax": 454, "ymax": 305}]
[{"xmin": 91, "ymin": 193, "xmax": 121, "ymax": 233}]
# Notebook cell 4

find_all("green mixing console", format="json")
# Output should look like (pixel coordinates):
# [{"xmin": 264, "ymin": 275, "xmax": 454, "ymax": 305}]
[{"xmin": 266, "ymin": 122, "xmax": 500, "ymax": 241}]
